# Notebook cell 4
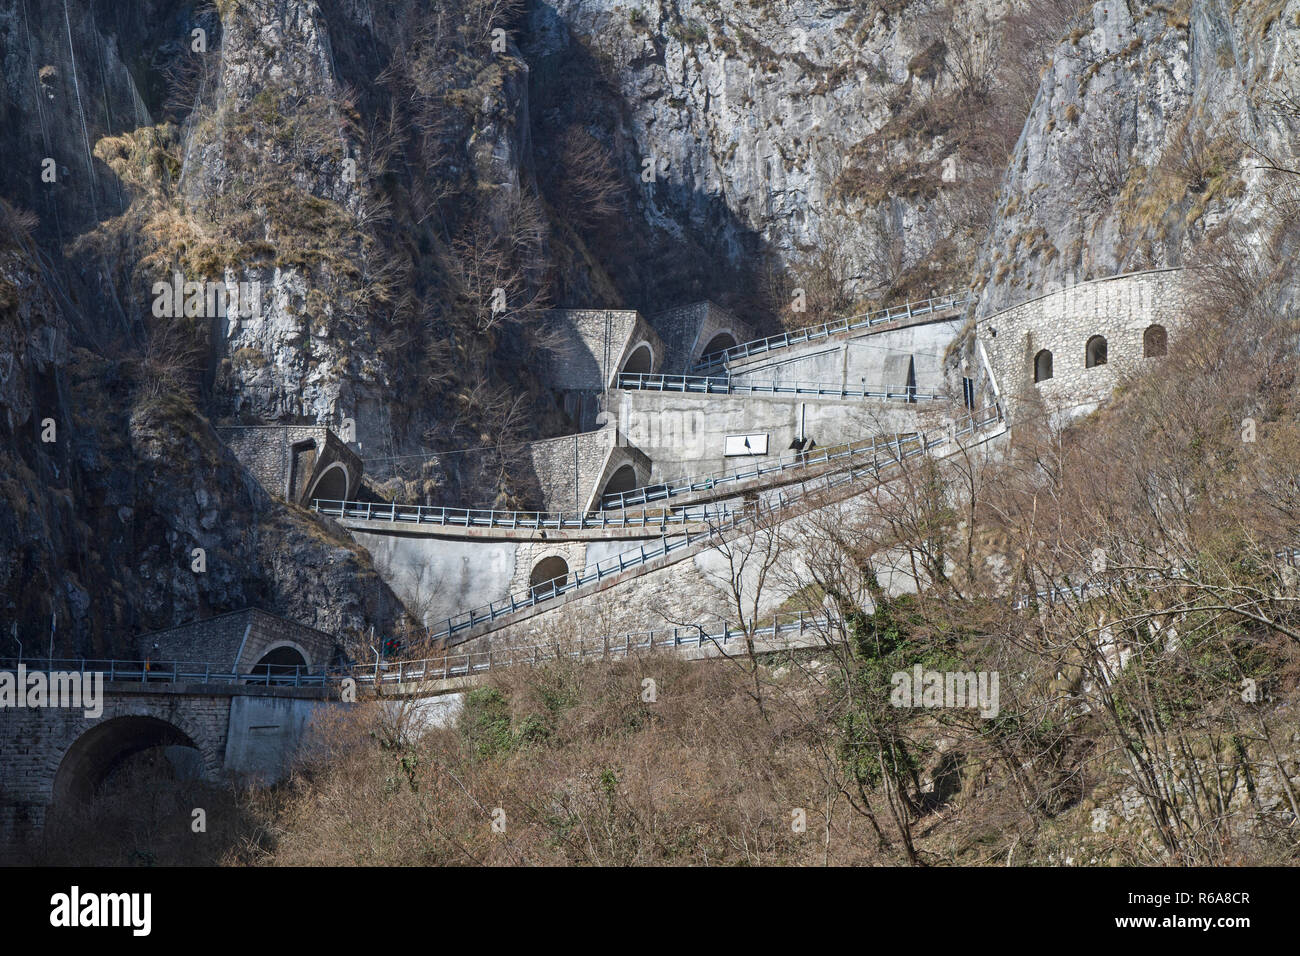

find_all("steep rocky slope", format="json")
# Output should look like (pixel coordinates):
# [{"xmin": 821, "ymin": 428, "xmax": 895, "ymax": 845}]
[
  {"xmin": 525, "ymin": 0, "xmax": 1071, "ymax": 318},
  {"xmin": 975, "ymin": 0, "xmax": 1300, "ymax": 313},
  {"xmin": 0, "ymin": 216, "xmax": 404, "ymax": 655},
  {"xmin": 3, "ymin": 0, "xmax": 1296, "ymax": 658}
]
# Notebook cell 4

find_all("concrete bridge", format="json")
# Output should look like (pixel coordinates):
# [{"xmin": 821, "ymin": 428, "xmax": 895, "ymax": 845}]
[
  {"xmin": 0, "ymin": 608, "xmax": 346, "ymax": 849},
  {"xmin": 310, "ymin": 272, "xmax": 1184, "ymax": 645},
  {"xmin": 340, "ymin": 269, "xmax": 1185, "ymax": 647}
]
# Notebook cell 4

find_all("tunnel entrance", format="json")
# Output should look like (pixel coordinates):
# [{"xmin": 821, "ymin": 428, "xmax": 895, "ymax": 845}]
[
  {"xmin": 700, "ymin": 332, "xmax": 737, "ymax": 361},
  {"xmin": 248, "ymin": 645, "xmax": 308, "ymax": 679},
  {"xmin": 310, "ymin": 465, "xmax": 348, "ymax": 503},
  {"xmin": 622, "ymin": 344, "xmax": 653, "ymax": 375}
]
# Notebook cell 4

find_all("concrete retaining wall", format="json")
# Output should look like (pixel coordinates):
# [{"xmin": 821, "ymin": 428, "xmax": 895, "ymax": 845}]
[
  {"xmin": 612, "ymin": 388, "xmax": 940, "ymax": 481},
  {"xmin": 726, "ymin": 316, "xmax": 965, "ymax": 394}
]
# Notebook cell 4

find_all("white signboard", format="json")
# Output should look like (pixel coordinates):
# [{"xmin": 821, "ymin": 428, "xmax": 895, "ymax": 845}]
[{"xmin": 724, "ymin": 433, "xmax": 768, "ymax": 457}]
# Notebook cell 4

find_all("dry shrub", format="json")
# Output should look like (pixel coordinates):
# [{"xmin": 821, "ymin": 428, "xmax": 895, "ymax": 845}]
[
  {"xmin": 250, "ymin": 653, "xmax": 862, "ymax": 866},
  {"xmin": 550, "ymin": 126, "xmax": 625, "ymax": 231}
]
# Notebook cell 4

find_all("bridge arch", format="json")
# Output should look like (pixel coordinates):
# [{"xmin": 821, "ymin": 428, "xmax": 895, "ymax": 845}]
[
  {"xmin": 51, "ymin": 715, "xmax": 205, "ymax": 808},
  {"xmin": 307, "ymin": 462, "xmax": 349, "ymax": 502}
]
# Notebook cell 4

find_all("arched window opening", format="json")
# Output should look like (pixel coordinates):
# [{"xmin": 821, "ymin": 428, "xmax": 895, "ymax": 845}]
[
  {"xmin": 1143, "ymin": 324, "xmax": 1167, "ymax": 358},
  {"xmin": 622, "ymin": 344, "xmax": 653, "ymax": 375},
  {"xmin": 1085, "ymin": 335, "xmax": 1107, "ymax": 368},
  {"xmin": 529, "ymin": 556, "xmax": 570, "ymax": 600},
  {"xmin": 1033, "ymin": 349, "xmax": 1053, "ymax": 383}
]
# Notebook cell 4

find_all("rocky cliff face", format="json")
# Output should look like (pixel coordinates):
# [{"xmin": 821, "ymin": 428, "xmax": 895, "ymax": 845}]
[
  {"xmin": 974, "ymin": 0, "xmax": 1300, "ymax": 314},
  {"xmin": 3, "ymin": 0, "xmax": 1295, "ymax": 656},
  {"xmin": 524, "ymin": 0, "xmax": 1037, "ymax": 317},
  {"xmin": 0, "ymin": 217, "xmax": 404, "ymax": 656}
]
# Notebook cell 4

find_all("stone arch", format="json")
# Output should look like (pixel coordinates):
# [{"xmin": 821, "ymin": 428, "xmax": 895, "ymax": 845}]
[
  {"xmin": 247, "ymin": 642, "xmax": 310, "ymax": 678},
  {"xmin": 1143, "ymin": 324, "xmax": 1167, "ymax": 358},
  {"xmin": 51, "ymin": 715, "xmax": 203, "ymax": 807},
  {"xmin": 622, "ymin": 342, "xmax": 654, "ymax": 375},
  {"xmin": 601, "ymin": 464, "xmax": 638, "ymax": 502},
  {"xmin": 1085, "ymin": 335, "xmax": 1107, "ymax": 368},
  {"xmin": 1033, "ymin": 349, "xmax": 1053, "ymax": 383},
  {"xmin": 307, "ymin": 461, "xmax": 349, "ymax": 502},
  {"xmin": 699, "ymin": 331, "xmax": 738, "ymax": 363},
  {"xmin": 529, "ymin": 555, "xmax": 570, "ymax": 599}
]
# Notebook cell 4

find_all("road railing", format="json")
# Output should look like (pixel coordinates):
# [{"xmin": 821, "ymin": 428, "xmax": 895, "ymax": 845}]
[
  {"xmin": 1, "ymin": 612, "xmax": 843, "ymax": 689},
  {"xmin": 312, "ymin": 499, "xmax": 738, "ymax": 531},
  {"xmin": 600, "ymin": 431, "xmax": 911, "ymax": 510},
  {"xmin": 426, "ymin": 404, "xmax": 1005, "ymax": 642},
  {"xmin": 617, "ymin": 372, "xmax": 942, "ymax": 402},
  {"xmin": 692, "ymin": 291, "xmax": 971, "ymax": 371}
]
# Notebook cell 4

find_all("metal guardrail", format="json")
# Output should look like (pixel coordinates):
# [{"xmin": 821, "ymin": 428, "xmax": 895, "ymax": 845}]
[
  {"xmin": 327, "ymin": 432, "xmax": 917, "ymax": 521},
  {"xmin": 425, "ymin": 405, "xmax": 1005, "ymax": 642},
  {"xmin": 600, "ymin": 432, "xmax": 908, "ymax": 511},
  {"xmin": 311, "ymin": 500, "xmax": 738, "ymax": 531},
  {"xmin": 692, "ymin": 291, "xmax": 972, "ymax": 371},
  {"xmin": 0, "ymin": 613, "xmax": 839, "ymax": 689},
  {"xmin": 349, "ymin": 612, "xmax": 837, "ymax": 683},
  {"xmin": 616, "ymin": 372, "xmax": 941, "ymax": 402},
  {"xmin": 0, "ymin": 657, "xmax": 327, "ymax": 687},
  {"xmin": 1010, "ymin": 548, "xmax": 1300, "ymax": 611}
]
